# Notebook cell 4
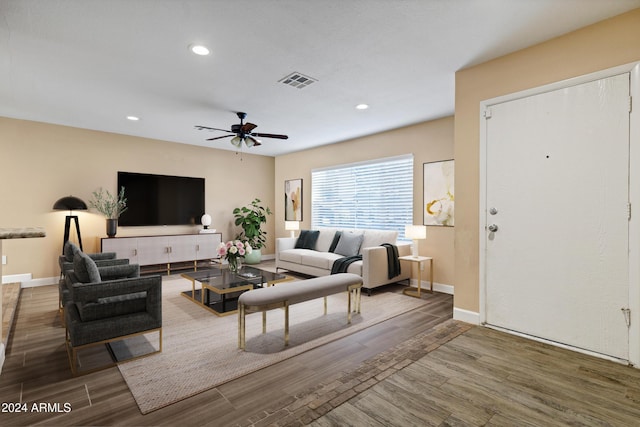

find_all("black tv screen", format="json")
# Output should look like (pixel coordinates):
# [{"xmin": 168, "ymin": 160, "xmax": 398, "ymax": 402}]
[{"xmin": 117, "ymin": 172, "xmax": 205, "ymax": 226}]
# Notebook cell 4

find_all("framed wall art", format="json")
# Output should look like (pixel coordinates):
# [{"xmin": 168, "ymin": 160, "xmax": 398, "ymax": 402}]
[
  {"xmin": 285, "ymin": 178, "xmax": 303, "ymax": 221},
  {"xmin": 423, "ymin": 160, "xmax": 454, "ymax": 226}
]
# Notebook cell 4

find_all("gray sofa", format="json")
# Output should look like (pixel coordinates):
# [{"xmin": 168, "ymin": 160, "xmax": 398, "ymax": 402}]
[{"xmin": 276, "ymin": 228, "xmax": 411, "ymax": 294}]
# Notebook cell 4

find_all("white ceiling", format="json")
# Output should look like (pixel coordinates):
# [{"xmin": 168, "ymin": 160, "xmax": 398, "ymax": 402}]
[{"xmin": 2, "ymin": 0, "xmax": 640, "ymax": 157}]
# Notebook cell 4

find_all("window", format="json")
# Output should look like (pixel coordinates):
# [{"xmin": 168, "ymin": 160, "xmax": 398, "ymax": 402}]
[{"xmin": 312, "ymin": 154, "xmax": 414, "ymax": 238}]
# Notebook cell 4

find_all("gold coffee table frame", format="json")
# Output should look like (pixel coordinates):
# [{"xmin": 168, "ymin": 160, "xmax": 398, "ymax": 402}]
[{"xmin": 181, "ymin": 266, "xmax": 292, "ymax": 316}]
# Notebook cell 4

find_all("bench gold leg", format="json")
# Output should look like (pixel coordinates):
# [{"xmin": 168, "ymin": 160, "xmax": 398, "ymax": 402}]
[
  {"xmin": 262, "ymin": 311, "xmax": 267, "ymax": 334},
  {"xmin": 284, "ymin": 301, "xmax": 289, "ymax": 346},
  {"xmin": 238, "ymin": 303, "xmax": 245, "ymax": 350}
]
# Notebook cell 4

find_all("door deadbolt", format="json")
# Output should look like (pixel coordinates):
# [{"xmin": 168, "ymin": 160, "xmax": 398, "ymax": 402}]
[
  {"xmin": 488, "ymin": 224, "xmax": 499, "ymax": 232},
  {"xmin": 489, "ymin": 207, "xmax": 498, "ymax": 215}
]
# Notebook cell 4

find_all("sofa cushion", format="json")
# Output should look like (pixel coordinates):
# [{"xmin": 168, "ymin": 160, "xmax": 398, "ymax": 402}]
[
  {"xmin": 314, "ymin": 228, "xmax": 340, "ymax": 252},
  {"xmin": 280, "ymin": 248, "xmax": 318, "ymax": 264},
  {"xmin": 301, "ymin": 252, "xmax": 344, "ymax": 270},
  {"xmin": 73, "ymin": 252, "xmax": 101, "ymax": 283},
  {"xmin": 360, "ymin": 229, "xmax": 398, "ymax": 251},
  {"xmin": 295, "ymin": 230, "xmax": 320, "ymax": 249},
  {"xmin": 345, "ymin": 259, "xmax": 363, "ymax": 275},
  {"xmin": 64, "ymin": 241, "xmax": 82, "ymax": 262},
  {"xmin": 334, "ymin": 232, "xmax": 364, "ymax": 257},
  {"xmin": 328, "ymin": 231, "xmax": 342, "ymax": 253},
  {"xmin": 76, "ymin": 291, "xmax": 147, "ymax": 322}
]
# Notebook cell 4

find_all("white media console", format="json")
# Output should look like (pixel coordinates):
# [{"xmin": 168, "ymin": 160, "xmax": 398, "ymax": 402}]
[{"xmin": 101, "ymin": 233, "xmax": 222, "ymax": 274}]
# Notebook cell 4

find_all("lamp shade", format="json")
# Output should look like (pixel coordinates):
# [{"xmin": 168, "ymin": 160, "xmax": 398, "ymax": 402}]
[
  {"xmin": 53, "ymin": 196, "xmax": 87, "ymax": 211},
  {"xmin": 285, "ymin": 221, "xmax": 300, "ymax": 231},
  {"xmin": 405, "ymin": 224, "xmax": 426, "ymax": 240}
]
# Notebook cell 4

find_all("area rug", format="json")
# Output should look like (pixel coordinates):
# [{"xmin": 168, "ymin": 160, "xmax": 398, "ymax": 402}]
[{"xmin": 117, "ymin": 275, "xmax": 428, "ymax": 414}]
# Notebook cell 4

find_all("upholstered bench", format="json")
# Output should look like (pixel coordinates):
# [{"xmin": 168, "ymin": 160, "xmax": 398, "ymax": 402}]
[{"xmin": 238, "ymin": 273, "xmax": 363, "ymax": 350}]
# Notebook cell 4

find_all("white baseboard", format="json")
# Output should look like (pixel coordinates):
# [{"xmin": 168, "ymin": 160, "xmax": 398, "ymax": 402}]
[
  {"xmin": 2, "ymin": 273, "xmax": 32, "ymax": 284},
  {"xmin": 0, "ymin": 343, "xmax": 4, "ymax": 375},
  {"xmin": 453, "ymin": 307, "xmax": 480, "ymax": 325},
  {"xmin": 410, "ymin": 279, "xmax": 454, "ymax": 295},
  {"xmin": 1, "ymin": 274, "xmax": 57, "ymax": 288},
  {"xmin": 21, "ymin": 276, "xmax": 58, "ymax": 288}
]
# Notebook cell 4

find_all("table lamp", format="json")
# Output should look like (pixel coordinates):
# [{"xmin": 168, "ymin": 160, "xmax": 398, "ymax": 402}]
[
  {"xmin": 405, "ymin": 224, "xmax": 426, "ymax": 258},
  {"xmin": 285, "ymin": 221, "xmax": 300, "ymax": 238},
  {"xmin": 53, "ymin": 195, "xmax": 88, "ymax": 253}
]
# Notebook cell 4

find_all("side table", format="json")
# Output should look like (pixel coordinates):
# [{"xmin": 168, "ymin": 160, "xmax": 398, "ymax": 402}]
[{"xmin": 399, "ymin": 255, "xmax": 433, "ymax": 298}]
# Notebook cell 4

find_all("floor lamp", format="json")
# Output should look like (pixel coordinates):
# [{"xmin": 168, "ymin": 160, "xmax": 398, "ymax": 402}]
[{"xmin": 53, "ymin": 195, "xmax": 88, "ymax": 253}]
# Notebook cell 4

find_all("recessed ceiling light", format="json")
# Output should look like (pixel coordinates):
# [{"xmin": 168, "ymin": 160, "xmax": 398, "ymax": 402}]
[
  {"xmin": 126, "ymin": 116, "xmax": 140, "ymax": 121},
  {"xmin": 189, "ymin": 44, "xmax": 210, "ymax": 56},
  {"xmin": 355, "ymin": 104, "xmax": 369, "ymax": 110}
]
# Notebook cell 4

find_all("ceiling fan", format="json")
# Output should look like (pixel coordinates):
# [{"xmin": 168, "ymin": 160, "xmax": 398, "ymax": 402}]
[{"xmin": 195, "ymin": 112, "xmax": 288, "ymax": 148}]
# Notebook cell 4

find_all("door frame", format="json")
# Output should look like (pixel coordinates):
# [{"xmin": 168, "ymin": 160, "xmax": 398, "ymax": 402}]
[{"xmin": 479, "ymin": 62, "xmax": 640, "ymax": 366}]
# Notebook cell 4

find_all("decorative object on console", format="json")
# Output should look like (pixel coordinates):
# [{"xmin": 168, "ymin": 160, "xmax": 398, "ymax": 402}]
[
  {"xmin": 200, "ymin": 213, "xmax": 217, "ymax": 234},
  {"xmin": 217, "ymin": 240, "xmax": 252, "ymax": 273},
  {"xmin": 285, "ymin": 221, "xmax": 300, "ymax": 238},
  {"xmin": 233, "ymin": 198, "xmax": 272, "ymax": 264},
  {"xmin": 284, "ymin": 178, "xmax": 302, "ymax": 221},
  {"xmin": 88, "ymin": 187, "xmax": 127, "ymax": 238},
  {"xmin": 423, "ymin": 159, "xmax": 455, "ymax": 226},
  {"xmin": 53, "ymin": 195, "xmax": 88, "ymax": 252},
  {"xmin": 405, "ymin": 224, "xmax": 426, "ymax": 258}
]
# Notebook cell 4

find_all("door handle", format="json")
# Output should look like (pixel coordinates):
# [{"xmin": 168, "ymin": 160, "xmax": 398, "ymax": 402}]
[{"xmin": 488, "ymin": 224, "xmax": 499, "ymax": 232}]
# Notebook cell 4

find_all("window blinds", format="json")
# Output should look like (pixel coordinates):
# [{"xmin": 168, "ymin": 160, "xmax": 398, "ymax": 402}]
[{"xmin": 312, "ymin": 154, "xmax": 414, "ymax": 239}]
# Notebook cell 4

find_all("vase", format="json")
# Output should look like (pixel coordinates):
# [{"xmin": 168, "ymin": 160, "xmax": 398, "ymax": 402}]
[
  {"xmin": 106, "ymin": 219, "xmax": 118, "ymax": 238},
  {"xmin": 243, "ymin": 248, "xmax": 261, "ymax": 265},
  {"xmin": 228, "ymin": 256, "xmax": 242, "ymax": 273}
]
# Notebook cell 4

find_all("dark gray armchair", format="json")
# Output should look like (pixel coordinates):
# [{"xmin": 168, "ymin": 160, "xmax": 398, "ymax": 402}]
[
  {"xmin": 58, "ymin": 241, "xmax": 130, "ymax": 314},
  {"xmin": 64, "ymin": 251, "xmax": 162, "ymax": 375}
]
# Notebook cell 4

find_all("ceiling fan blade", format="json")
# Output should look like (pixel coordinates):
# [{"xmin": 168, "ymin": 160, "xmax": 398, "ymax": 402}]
[
  {"xmin": 206, "ymin": 134, "xmax": 234, "ymax": 141},
  {"xmin": 195, "ymin": 125, "xmax": 233, "ymax": 133},
  {"xmin": 251, "ymin": 132, "xmax": 288, "ymax": 140},
  {"xmin": 242, "ymin": 122, "xmax": 258, "ymax": 133}
]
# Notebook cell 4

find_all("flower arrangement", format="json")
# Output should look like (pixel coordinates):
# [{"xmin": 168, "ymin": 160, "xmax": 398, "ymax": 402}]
[{"xmin": 217, "ymin": 240, "xmax": 252, "ymax": 272}]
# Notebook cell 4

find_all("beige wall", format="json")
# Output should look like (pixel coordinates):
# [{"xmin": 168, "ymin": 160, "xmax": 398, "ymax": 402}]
[
  {"xmin": 0, "ymin": 117, "xmax": 275, "ymax": 280},
  {"xmin": 454, "ymin": 8, "xmax": 640, "ymax": 313},
  {"xmin": 275, "ymin": 117, "xmax": 455, "ymax": 287}
]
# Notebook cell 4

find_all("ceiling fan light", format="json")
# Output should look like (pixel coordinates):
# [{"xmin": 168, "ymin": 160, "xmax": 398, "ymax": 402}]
[
  {"xmin": 245, "ymin": 137, "xmax": 255, "ymax": 147},
  {"xmin": 230, "ymin": 136, "xmax": 242, "ymax": 147}
]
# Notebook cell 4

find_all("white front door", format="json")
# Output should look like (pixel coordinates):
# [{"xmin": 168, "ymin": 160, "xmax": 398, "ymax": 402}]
[{"xmin": 484, "ymin": 73, "xmax": 630, "ymax": 361}]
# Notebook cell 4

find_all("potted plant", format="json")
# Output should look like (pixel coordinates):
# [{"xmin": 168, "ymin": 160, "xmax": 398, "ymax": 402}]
[
  {"xmin": 89, "ymin": 186, "xmax": 127, "ymax": 237},
  {"xmin": 233, "ymin": 198, "xmax": 272, "ymax": 264}
]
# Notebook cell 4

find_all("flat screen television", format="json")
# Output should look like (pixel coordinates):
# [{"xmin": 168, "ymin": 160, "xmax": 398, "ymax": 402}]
[{"xmin": 117, "ymin": 172, "xmax": 205, "ymax": 226}]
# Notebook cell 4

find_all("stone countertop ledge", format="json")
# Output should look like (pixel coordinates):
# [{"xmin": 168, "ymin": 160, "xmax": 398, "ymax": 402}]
[{"xmin": 0, "ymin": 227, "xmax": 46, "ymax": 239}]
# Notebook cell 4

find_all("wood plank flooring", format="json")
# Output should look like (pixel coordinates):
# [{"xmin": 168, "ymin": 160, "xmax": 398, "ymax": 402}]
[
  {"xmin": 2, "ymin": 272, "xmax": 640, "ymax": 426},
  {"xmin": 0, "ymin": 273, "xmax": 454, "ymax": 426}
]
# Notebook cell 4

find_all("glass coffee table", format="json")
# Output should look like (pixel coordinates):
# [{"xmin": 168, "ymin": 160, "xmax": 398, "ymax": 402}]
[{"xmin": 181, "ymin": 266, "xmax": 291, "ymax": 316}]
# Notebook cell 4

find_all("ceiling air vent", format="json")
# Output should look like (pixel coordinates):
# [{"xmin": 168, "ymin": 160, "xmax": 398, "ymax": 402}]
[{"xmin": 279, "ymin": 72, "xmax": 317, "ymax": 89}]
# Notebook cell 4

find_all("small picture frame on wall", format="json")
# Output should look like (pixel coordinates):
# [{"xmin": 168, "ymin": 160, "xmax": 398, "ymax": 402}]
[
  {"xmin": 285, "ymin": 178, "xmax": 303, "ymax": 221},
  {"xmin": 424, "ymin": 160, "xmax": 454, "ymax": 226}
]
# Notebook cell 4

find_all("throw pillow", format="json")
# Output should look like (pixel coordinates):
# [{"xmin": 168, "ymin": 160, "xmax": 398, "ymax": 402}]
[
  {"xmin": 328, "ymin": 231, "xmax": 342, "ymax": 253},
  {"xmin": 333, "ymin": 232, "xmax": 364, "ymax": 257},
  {"xmin": 295, "ymin": 230, "xmax": 310, "ymax": 249},
  {"xmin": 295, "ymin": 230, "xmax": 320, "ymax": 250},
  {"xmin": 303, "ymin": 230, "xmax": 320, "ymax": 249},
  {"xmin": 64, "ymin": 241, "xmax": 82, "ymax": 262},
  {"xmin": 73, "ymin": 252, "xmax": 101, "ymax": 283}
]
